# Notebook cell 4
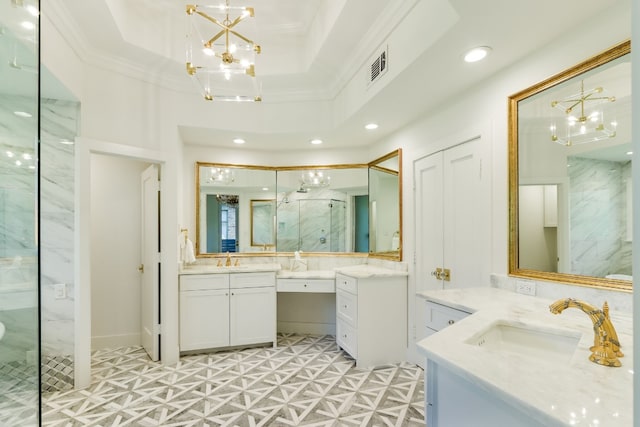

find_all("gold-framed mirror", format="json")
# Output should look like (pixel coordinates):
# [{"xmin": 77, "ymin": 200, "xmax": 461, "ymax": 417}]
[
  {"xmin": 196, "ymin": 163, "xmax": 277, "ymax": 255},
  {"xmin": 195, "ymin": 151, "xmax": 402, "ymax": 260},
  {"xmin": 368, "ymin": 149, "xmax": 402, "ymax": 261},
  {"xmin": 508, "ymin": 40, "xmax": 631, "ymax": 291}
]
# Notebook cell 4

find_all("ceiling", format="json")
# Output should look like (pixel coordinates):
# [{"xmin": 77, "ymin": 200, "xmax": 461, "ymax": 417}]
[{"xmin": 18, "ymin": 0, "xmax": 631, "ymax": 149}]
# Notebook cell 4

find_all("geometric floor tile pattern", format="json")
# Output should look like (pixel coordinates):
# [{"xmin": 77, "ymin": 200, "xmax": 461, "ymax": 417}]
[{"xmin": 42, "ymin": 334, "xmax": 425, "ymax": 426}]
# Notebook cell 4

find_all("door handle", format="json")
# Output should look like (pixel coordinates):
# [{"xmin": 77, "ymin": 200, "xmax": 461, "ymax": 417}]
[
  {"xmin": 431, "ymin": 267, "xmax": 451, "ymax": 281},
  {"xmin": 138, "ymin": 264, "xmax": 144, "ymax": 273}
]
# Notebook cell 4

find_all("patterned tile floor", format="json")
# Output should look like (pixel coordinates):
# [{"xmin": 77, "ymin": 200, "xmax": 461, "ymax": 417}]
[{"xmin": 42, "ymin": 334, "xmax": 425, "ymax": 426}]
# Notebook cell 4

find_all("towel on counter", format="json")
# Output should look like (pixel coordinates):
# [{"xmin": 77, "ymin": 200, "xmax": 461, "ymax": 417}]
[{"xmin": 183, "ymin": 238, "xmax": 196, "ymax": 264}]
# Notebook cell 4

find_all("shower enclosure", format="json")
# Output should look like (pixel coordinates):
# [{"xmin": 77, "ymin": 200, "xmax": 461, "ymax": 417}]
[
  {"xmin": 0, "ymin": 1, "xmax": 41, "ymax": 425},
  {"xmin": 277, "ymin": 198, "xmax": 346, "ymax": 252}
]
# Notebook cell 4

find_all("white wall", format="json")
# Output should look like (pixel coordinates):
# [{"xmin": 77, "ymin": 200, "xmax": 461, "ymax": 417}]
[{"xmin": 90, "ymin": 154, "xmax": 151, "ymax": 349}]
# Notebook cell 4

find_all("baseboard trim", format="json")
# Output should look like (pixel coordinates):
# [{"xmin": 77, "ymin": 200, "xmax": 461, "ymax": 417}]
[
  {"xmin": 91, "ymin": 333, "xmax": 140, "ymax": 350},
  {"xmin": 277, "ymin": 321, "xmax": 336, "ymax": 336}
]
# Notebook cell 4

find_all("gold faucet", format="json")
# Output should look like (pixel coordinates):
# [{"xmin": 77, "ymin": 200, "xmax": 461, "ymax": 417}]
[
  {"xmin": 225, "ymin": 252, "xmax": 232, "ymax": 267},
  {"xmin": 549, "ymin": 298, "xmax": 623, "ymax": 367}
]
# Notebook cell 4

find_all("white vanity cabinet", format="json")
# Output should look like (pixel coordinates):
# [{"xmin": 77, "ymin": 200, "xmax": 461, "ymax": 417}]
[
  {"xmin": 276, "ymin": 278, "xmax": 335, "ymax": 293},
  {"xmin": 179, "ymin": 272, "xmax": 276, "ymax": 352},
  {"xmin": 424, "ymin": 300, "xmax": 471, "ymax": 337},
  {"xmin": 335, "ymin": 272, "xmax": 407, "ymax": 368}
]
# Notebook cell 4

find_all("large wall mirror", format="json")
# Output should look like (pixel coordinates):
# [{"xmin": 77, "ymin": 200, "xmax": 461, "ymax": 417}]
[
  {"xmin": 196, "ymin": 149, "xmax": 402, "ymax": 260},
  {"xmin": 509, "ymin": 40, "xmax": 631, "ymax": 291},
  {"xmin": 368, "ymin": 149, "xmax": 402, "ymax": 260}
]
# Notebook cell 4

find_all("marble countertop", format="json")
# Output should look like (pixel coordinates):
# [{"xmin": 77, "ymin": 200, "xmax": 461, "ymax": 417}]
[
  {"xmin": 276, "ymin": 270, "xmax": 336, "ymax": 279},
  {"xmin": 179, "ymin": 263, "xmax": 281, "ymax": 275},
  {"xmin": 416, "ymin": 287, "xmax": 633, "ymax": 427},
  {"xmin": 334, "ymin": 264, "xmax": 408, "ymax": 278}
]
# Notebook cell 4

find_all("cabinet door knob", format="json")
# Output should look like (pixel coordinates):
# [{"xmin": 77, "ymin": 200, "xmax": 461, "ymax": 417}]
[{"xmin": 448, "ymin": 320, "xmax": 455, "ymax": 325}]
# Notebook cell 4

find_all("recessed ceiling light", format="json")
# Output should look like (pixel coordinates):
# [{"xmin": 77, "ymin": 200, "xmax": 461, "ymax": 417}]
[
  {"xmin": 310, "ymin": 139, "xmax": 323, "ymax": 145},
  {"xmin": 262, "ymin": 187, "xmax": 269, "ymax": 191},
  {"xmin": 233, "ymin": 138, "xmax": 246, "ymax": 144},
  {"xmin": 59, "ymin": 140, "xmax": 74, "ymax": 145},
  {"xmin": 464, "ymin": 46, "xmax": 492, "ymax": 63},
  {"xmin": 626, "ymin": 151, "xmax": 633, "ymax": 156},
  {"xmin": 365, "ymin": 123, "xmax": 379, "ymax": 130},
  {"xmin": 21, "ymin": 21, "xmax": 35, "ymax": 30},
  {"xmin": 13, "ymin": 111, "xmax": 32, "ymax": 118}
]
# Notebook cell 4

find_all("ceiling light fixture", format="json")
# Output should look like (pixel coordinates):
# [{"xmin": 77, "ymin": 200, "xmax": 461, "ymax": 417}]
[
  {"xmin": 233, "ymin": 138, "xmax": 246, "ymax": 144},
  {"xmin": 207, "ymin": 167, "xmax": 234, "ymax": 184},
  {"xmin": 13, "ymin": 111, "xmax": 31, "ymax": 117},
  {"xmin": 186, "ymin": 1, "xmax": 261, "ymax": 102},
  {"xmin": 365, "ymin": 123, "xmax": 379, "ymax": 130},
  {"xmin": 310, "ymin": 139, "xmax": 323, "ymax": 145},
  {"xmin": 301, "ymin": 170, "xmax": 330, "ymax": 188},
  {"xmin": 550, "ymin": 80, "xmax": 617, "ymax": 146},
  {"xmin": 464, "ymin": 46, "xmax": 491, "ymax": 63}
]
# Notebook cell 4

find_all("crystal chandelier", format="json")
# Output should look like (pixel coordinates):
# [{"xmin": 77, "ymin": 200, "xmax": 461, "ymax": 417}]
[
  {"xmin": 186, "ymin": 1, "xmax": 262, "ymax": 102},
  {"xmin": 550, "ymin": 80, "xmax": 617, "ymax": 146},
  {"xmin": 208, "ymin": 167, "xmax": 235, "ymax": 184},
  {"xmin": 301, "ymin": 171, "xmax": 330, "ymax": 188}
]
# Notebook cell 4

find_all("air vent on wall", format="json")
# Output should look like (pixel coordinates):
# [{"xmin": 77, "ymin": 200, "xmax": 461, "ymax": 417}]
[{"xmin": 368, "ymin": 46, "xmax": 388, "ymax": 87}]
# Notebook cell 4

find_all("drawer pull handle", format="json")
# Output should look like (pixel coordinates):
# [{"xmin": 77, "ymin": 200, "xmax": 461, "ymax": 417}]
[
  {"xmin": 304, "ymin": 284, "xmax": 307, "ymax": 287},
  {"xmin": 448, "ymin": 320, "xmax": 455, "ymax": 325},
  {"xmin": 344, "ymin": 305, "xmax": 348, "ymax": 309}
]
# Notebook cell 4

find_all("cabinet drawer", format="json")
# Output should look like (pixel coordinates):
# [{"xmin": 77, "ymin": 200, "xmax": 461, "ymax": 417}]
[
  {"xmin": 180, "ymin": 274, "xmax": 229, "ymax": 291},
  {"xmin": 336, "ymin": 318, "xmax": 357, "ymax": 358},
  {"xmin": 277, "ymin": 278, "xmax": 335, "ymax": 293},
  {"xmin": 230, "ymin": 272, "xmax": 275, "ymax": 288},
  {"xmin": 336, "ymin": 290, "xmax": 357, "ymax": 325},
  {"xmin": 425, "ymin": 301, "xmax": 470, "ymax": 331},
  {"xmin": 336, "ymin": 274, "xmax": 357, "ymax": 294}
]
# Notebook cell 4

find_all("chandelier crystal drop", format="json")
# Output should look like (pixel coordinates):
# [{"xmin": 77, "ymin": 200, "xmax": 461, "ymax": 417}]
[{"xmin": 186, "ymin": 1, "xmax": 262, "ymax": 102}]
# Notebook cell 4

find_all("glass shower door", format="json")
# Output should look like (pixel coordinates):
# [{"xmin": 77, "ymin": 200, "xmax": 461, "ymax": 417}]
[{"xmin": 0, "ymin": 1, "xmax": 41, "ymax": 425}]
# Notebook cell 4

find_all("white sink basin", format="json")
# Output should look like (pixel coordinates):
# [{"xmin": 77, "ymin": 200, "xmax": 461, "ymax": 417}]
[{"xmin": 466, "ymin": 321, "xmax": 581, "ymax": 363}]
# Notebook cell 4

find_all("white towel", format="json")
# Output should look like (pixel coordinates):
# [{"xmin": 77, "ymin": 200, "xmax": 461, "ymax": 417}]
[{"xmin": 183, "ymin": 238, "xmax": 196, "ymax": 264}]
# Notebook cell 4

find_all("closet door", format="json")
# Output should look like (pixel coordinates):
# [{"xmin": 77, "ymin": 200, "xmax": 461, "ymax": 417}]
[
  {"xmin": 442, "ymin": 139, "xmax": 485, "ymax": 289},
  {"xmin": 414, "ymin": 137, "xmax": 485, "ymax": 291},
  {"xmin": 414, "ymin": 152, "xmax": 444, "ymax": 293}
]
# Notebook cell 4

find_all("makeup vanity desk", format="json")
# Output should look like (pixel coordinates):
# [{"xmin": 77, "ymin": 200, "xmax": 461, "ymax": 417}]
[{"xmin": 277, "ymin": 265, "xmax": 408, "ymax": 368}]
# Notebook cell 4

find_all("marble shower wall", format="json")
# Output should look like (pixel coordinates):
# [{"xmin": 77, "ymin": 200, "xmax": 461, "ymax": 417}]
[
  {"xmin": 40, "ymin": 98, "xmax": 78, "ymax": 390},
  {"xmin": 276, "ymin": 188, "xmax": 347, "ymax": 252},
  {"xmin": 568, "ymin": 156, "xmax": 631, "ymax": 277},
  {"xmin": 0, "ymin": 94, "xmax": 78, "ymax": 391}
]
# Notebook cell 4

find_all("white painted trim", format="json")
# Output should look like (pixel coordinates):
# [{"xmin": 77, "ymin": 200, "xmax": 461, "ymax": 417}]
[
  {"xmin": 91, "ymin": 333, "xmax": 141, "ymax": 350},
  {"xmin": 277, "ymin": 322, "xmax": 336, "ymax": 336},
  {"xmin": 74, "ymin": 137, "xmax": 175, "ymax": 389}
]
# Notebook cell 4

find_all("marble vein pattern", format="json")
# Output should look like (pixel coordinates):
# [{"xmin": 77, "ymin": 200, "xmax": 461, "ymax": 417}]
[
  {"xmin": 42, "ymin": 334, "xmax": 425, "ymax": 426},
  {"xmin": 568, "ymin": 156, "xmax": 632, "ymax": 277}
]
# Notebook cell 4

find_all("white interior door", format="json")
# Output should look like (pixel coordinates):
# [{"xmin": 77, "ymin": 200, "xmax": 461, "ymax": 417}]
[
  {"xmin": 414, "ymin": 138, "xmax": 485, "ymax": 291},
  {"xmin": 141, "ymin": 164, "xmax": 160, "ymax": 361},
  {"xmin": 442, "ymin": 139, "xmax": 484, "ymax": 289},
  {"xmin": 414, "ymin": 151, "xmax": 445, "ymax": 292}
]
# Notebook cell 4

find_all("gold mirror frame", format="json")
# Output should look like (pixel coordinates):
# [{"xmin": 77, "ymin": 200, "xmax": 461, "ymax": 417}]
[
  {"xmin": 195, "ymin": 150, "xmax": 402, "ymax": 261},
  {"xmin": 508, "ymin": 40, "xmax": 631, "ymax": 292},
  {"xmin": 368, "ymin": 149, "xmax": 402, "ymax": 261}
]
